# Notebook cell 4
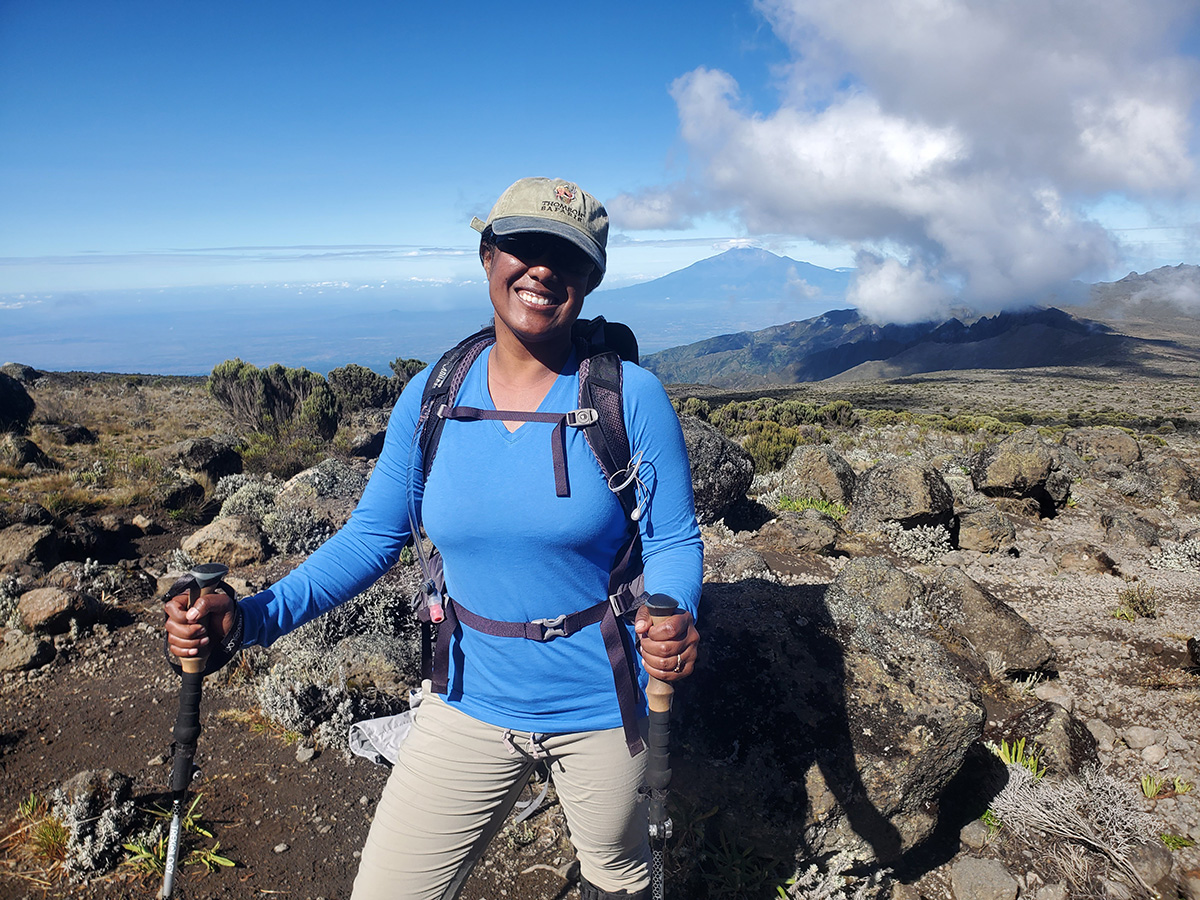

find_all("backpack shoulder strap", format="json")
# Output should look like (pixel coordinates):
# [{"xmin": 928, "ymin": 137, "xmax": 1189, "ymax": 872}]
[
  {"xmin": 577, "ymin": 345, "xmax": 635, "ymax": 521},
  {"xmin": 417, "ymin": 326, "xmax": 496, "ymax": 480}
]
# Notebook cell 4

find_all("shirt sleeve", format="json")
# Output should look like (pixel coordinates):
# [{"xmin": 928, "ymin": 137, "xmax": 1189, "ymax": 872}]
[
  {"xmin": 622, "ymin": 363, "xmax": 703, "ymax": 618},
  {"xmin": 239, "ymin": 367, "xmax": 432, "ymax": 647}
]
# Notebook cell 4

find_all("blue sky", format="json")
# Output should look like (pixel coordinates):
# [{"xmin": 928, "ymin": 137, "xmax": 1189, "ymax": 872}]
[{"xmin": 3, "ymin": 0, "xmax": 1200, "ymax": 324}]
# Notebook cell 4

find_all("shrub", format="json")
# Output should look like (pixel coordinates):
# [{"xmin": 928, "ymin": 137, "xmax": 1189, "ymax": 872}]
[
  {"xmin": 208, "ymin": 359, "xmax": 339, "ymax": 440},
  {"xmin": 777, "ymin": 496, "xmax": 848, "ymax": 520},
  {"xmin": 742, "ymin": 420, "xmax": 801, "ymax": 473},
  {"xmin": 327, "ymin": 364, "xmax": 401, "ymax": 414},
  {"xmin": 817, "ymin": 400, "xmax": 857, "ymax": 428},
  {"xmin": 239, "ymin": 429, "xmax": 327, "ymax": 480},
  {"xmin": 388, "ymin": 357, "xmax": 428, "ymax": 386},
  {"xmin": 675, "ymin": 397, "xmax": 711, "ymax": 421}
]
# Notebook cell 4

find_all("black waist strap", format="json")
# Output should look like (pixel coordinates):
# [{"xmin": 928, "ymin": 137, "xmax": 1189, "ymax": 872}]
[{"xmin": 430, "ymin": 597, "xmax": 646, "ymax": 756}]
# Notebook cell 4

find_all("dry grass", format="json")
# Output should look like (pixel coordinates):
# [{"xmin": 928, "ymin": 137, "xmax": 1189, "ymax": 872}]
[{"xmin": 2, "ymin": 375, "xmax": 234, "ymax": 517}]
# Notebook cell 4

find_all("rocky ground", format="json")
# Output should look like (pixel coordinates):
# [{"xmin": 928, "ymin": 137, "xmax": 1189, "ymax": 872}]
[{"xmin": 2, "ymin": 365, "xmax": 1200, "ymax": 900}]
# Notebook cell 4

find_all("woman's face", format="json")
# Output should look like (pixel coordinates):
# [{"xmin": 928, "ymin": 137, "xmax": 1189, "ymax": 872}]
[{"xmin": 483, "ymin": 232, "xmax": 595, "ymax": 350}]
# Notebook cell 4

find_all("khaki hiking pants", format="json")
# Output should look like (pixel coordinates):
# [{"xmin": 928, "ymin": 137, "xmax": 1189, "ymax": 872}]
[{"xmin": 351, "ymin": 693, "xmax": 650, "ymax": 900}]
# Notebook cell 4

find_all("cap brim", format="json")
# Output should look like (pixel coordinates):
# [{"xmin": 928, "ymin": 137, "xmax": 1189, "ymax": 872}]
[{"xmin": 490, "ymin": 215, "xmax": 606, "ymax": 274}]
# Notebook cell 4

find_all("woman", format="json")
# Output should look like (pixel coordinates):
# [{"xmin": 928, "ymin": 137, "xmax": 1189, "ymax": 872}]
[{"xmin": 164, "ymin": 176, "xmax": 703, "ymax": 900}]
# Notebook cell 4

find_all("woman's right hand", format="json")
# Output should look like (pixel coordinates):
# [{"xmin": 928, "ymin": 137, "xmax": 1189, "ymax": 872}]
[{"xmin": 164, "ymin": 588, "xmax": 237, "ymax": 661}]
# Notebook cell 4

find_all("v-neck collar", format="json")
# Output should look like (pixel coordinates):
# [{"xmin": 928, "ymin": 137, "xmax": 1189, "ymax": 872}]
[{"xmin": 475, "ymin": 346, "xmax": 579, "ymax": 440}]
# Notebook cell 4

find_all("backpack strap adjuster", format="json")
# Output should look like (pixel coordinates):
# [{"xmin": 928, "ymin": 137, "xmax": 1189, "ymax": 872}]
[
  {"xmin": 528, "ymin": 614, "xmax": 569, "ymax": 641},
  {"xmin": 566, "ymin": 408, "xmax": 598, "ymax": 427}
]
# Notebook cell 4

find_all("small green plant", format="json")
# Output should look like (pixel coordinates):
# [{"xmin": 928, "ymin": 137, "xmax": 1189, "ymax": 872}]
[
  {"xmin": 29, "ymin": 816, "xmax": 70, "ymax": 863},
  {"xmin": 1173, "ymin": 776, "xmax": 1194, "ymax": 795},
  {"xmin": 1161, "ymin": 833, "xmax": 1196, "ymax": 850},
  {"xmin": 17, "ymin": 792, "xmax": 46, "ymax": 821},
  {"xmin": 987, "ymin": 737, "xmax": 1047, "ymax": 780},
  {"xmin": 187, "ymin": 841, "xmax": 236, "ymax": 872},
  {"xmin": 1141, "ymin": 774, "xmax": 1166, "ymax": 799},
  {"xmin": 121, "ymin": 834, "xmax": 167, "ymax": 876},
  {"xmin": 777, "ymin": 496, "xmax": 849, "ymax": 520},
  {"xmin": 981, "ymin": 808, "xmax": 1003, "ymax": 837},
  {"xmin": 1111, "ymin": 584, "xmax": 1160, "ymax": 621},
  {"xmin": 147, "ymin": 794, "xmax": 214, "ymax": 839}
]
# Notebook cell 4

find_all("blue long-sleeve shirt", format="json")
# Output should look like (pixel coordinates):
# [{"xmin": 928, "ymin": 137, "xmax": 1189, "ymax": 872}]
[{"xmin": 240, "ymin": 345, "xmax": 703, "ymax": 734}]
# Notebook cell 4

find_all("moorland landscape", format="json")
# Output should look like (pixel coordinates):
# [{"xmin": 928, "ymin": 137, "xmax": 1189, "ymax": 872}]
[{"xmin": 2, "ymin": 265, "xmax": 1200, "ymax": 900}]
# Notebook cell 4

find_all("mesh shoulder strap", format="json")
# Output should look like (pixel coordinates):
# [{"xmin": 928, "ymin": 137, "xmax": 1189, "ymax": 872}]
[
  {"xmin": 578, "ymin": 348, "xmax": 635, "ymax": 519},
  {"xmin": 417, "ymin": 327, "xmax": 496, "ymax": 481}
]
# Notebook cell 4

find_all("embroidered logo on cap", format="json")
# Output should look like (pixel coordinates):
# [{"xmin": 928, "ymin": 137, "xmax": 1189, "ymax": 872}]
[{"xmin": 555, "ymin": 184, "xmax": 577, "ymax": 204}]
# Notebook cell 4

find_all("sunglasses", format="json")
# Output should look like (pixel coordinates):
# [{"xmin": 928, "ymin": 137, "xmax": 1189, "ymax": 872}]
[{"xmin": 495, "ymin": 233, "xmax": 595, "ymax": 278}]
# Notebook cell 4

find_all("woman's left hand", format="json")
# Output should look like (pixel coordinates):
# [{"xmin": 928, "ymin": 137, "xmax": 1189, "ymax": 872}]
[{"xmin": 634, "ymin": 608, "xmax": 699, "ymax": 682}]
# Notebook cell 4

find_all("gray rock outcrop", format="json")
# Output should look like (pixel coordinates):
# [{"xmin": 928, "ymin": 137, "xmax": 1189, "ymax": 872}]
[
  {"xmin": 181, "ymin": 515, "xmax": 268, "ymax": 566},
  {"xmin": 846, "ymin": 460, "xmax": 954, "ymax": 533},
  {"xmin": 0, "ymin": 629, "xmax": 55, "ymax": 671},
  {"xmin": 0, "ymin": 433, "xmax": 53, "ymax": 470},
  {"xmin": 971, "ymin": 428, "xmax": 1073, "ymax": 516},
  {"xmin": 679, "ymin": 416, "xmax": 753, "ymax": 524},
  {"xmin": 154, "ymin": 436, "xmax": 242, "ymax": 496},
  {"xmin": 679, "ymin": 557, "xmax": 984, "ymax": 866},
  {"xmin": 0, "ymin": 524, "xmax": 62, "ymax": 573},
  {"xmin": 997, "ymin": 701, "xmax": 1098, "ymax": 777},
  {"xmin": 0, "ymin": 371, "xmax": 35, "ymax": 432},
  {"xmin": 925, "ymin": 567, "xmax": 1055, "ymax": 675},
  {"xmin": 753, "ymin": 509, "xmax": 841, "ymax": 555},
  {"xmin": 18, "ymin": 586, "xmax": 102, "ymax": 633},
  {"xmin": 1062, "ymin": 426, "xmax": 1141, "ymax": 468},
  {"xmin": 956, "ymin": 505, "xmax": 1015, "ymax": 553},
  {"xmin": 778, "ymin": 445, "xmax": 856, "ymax": 506}
]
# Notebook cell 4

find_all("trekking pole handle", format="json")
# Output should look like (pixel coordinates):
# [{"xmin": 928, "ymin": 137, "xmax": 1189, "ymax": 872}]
[
  {"xmin": 180, "ymin": 563, "xmax": 229, "ymax": 675},
  {"xmin": 643, "ymin": 596, "xmax": 679, "ymax": 715}
]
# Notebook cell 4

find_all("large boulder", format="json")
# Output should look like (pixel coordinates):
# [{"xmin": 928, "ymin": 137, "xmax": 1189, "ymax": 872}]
[
  {"xmin": 181, "ymin": 515, "xmax": 268, "ymax": 567},
  {"xmin": 753, "ymin": 509, "xmax": 841, "ymax": 555},
  {"xmin": 1148, "ymin": 456, "xmax": 1200, "ymax": 503},
  {"xmin": 1061, "ymin": 426, "xmax": 1140, "ymax": 468},
  {"xmin": 971, "ymin": 429, "xmax": 1073, "ymax": 517},
  {"xmin": 778, "ymin": 446, "xmax": 856, "ymax": 506},
  {"xmin": 846, "ymin": 460, "xmax": 954, "ymax": 533},
  {"xmin": 956, "ymin": 505, "xmax": 1015, "ymax": 553},
  {"xmin": 0, "ymin": 524, "xmax": 62, "ymax": 573},
  {"xmin": 0, "ymin": 362, "xmax": 40, "ymax": 384},
  {"xmin": 154, "ymin": 437, "xmax": 242, "ymax": 496},
  {"xmin": 18, "ymin": 586, "xmax": 102, "ymax": 634},
  {"xmin": 0, "ymin": 433, "xmax": 53, "ymax": 470},
  {"xmin": 0, "ymin": 371, "xmax": 35, "ymax": 432},
  {"xmin": 678, "ymin": 416, "xmax": 753, "ymax": 524},
  {"xmin": 0, "ymin": 629, "xmax": 55, "ymax": 672},
  {"xmin": 996, "ymin": 701, "xmax": 1098, "ymax": 777},
  {"xmin": 925, "ymin": 567, "xmax": 1055, "ymax": 675},
  {"xmin": 677, "ymin": 557, "xmax": 984, "ymax": 866},
  {"xmin": 39, "ymin": 423, "xmax": 98, "ymax": 445}
]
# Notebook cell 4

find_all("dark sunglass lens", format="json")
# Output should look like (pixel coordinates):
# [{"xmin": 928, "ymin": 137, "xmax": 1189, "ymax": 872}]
[{"xmin": 499, "ymin": 234, "xmax": 593, "ymax": 277}]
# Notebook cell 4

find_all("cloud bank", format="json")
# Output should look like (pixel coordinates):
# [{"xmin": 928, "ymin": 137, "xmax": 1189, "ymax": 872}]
[{"xmin": 611, "ymin": 0, "xmax": 1200, "ymax": 322}]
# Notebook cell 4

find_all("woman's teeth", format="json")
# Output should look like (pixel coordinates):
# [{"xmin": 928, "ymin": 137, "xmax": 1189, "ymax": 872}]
[{"xmin": 518, "ymin": 290, "xmax": 554, "ymax": 307}]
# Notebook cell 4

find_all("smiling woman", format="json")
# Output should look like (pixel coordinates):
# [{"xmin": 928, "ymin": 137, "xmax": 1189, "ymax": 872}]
[{"xmin": 163, "ymin": 177, "xmax": 705, "ymax": 900}]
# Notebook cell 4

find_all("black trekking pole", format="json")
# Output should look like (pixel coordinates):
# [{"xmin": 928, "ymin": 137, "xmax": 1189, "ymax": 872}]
[
  {"xmin": 644, "ymin": 596, "xmax": 679, "ymax": 900},
  {"xmin": 162, "ymin": 562, "xmax": 228, "ymax": 899}
]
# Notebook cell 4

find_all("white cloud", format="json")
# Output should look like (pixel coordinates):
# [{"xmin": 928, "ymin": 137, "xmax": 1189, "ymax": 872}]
[
  {"xmin": 619, "ymin": 0, "xmax": 1200, "ymax": 320},
  {"xmin": 848, "ymin": 254, "xmax": 953, "ymax": 323}
]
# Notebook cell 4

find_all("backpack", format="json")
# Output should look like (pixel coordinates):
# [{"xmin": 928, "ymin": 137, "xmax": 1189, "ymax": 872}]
[{"xmin": 406, "ymin": 317, "xmax": 651, "ymax": 755}]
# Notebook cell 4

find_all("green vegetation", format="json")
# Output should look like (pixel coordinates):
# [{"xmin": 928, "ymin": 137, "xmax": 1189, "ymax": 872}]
[
  {"xmin": 987, "ymin": 737, "xmax": 1046, "ymax": 781},
  {"xmin": 777, "ymin": 496, "xmax": 848, "ymax": 520},
  {"xmin": 208, "ymin": 358, "xmax": 339, "ymax": 440},
  {"xmin": 1111, "ymin": 584, "xmax": 1160, "ymax": 621},
  {"xmin": 388, "ymin": 356, "xmax": 428, "ymax": 384},
  {"xmin": 1140, "ymin": 774, "xmax": 1166, "ymax": 799},
  {"xmin": 1161, "ymin": 833, "xmax": 1196, "ymax": 850},
  {"xmin": 327, "ymin": 363, "xmax": 401, "ymax": 414}
]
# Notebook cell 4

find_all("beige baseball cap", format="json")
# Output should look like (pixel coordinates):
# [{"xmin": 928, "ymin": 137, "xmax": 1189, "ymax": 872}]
[{"xmin": 471, "ymin": 177, "xmax": 608, "ymax": 277}]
